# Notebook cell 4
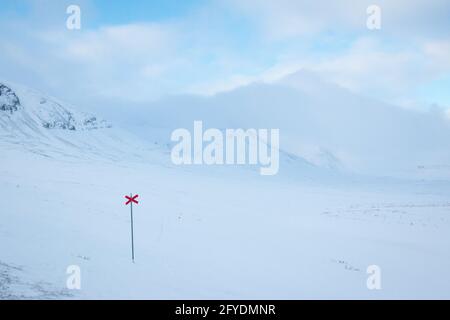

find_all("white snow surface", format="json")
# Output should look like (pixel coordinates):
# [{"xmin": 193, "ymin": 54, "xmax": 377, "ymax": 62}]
[{"xmin": 1, "ymin": 81, "xmax": 450, "ymax": 299}]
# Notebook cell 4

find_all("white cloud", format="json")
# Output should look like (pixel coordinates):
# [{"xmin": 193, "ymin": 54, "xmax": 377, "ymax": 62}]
[
  {"xmin": 423, "ymin": 39, "xmax": 450, "ymax": 70},
  {"xmin": 0, "ymin": 0, "xmax": 449, "ymax": 107},
  {"xmin": 186, "ymin": 36, "xmax": 449, "ymax": 107},
  {"xmin": 4, "ymin": 22, "xmax": 182, "ymax": 102},
  {"xmin": 226, "ymin": 0, "xmax": 450, "ymax": 40},
  {"xmin": 64, "ymin": 24, "xmax": 174, "ymax": 62}
]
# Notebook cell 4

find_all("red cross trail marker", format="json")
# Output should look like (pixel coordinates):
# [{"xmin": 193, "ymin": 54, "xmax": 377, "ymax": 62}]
[
  {"xmin": 125, "ymin": 194, "xmax": 139, "ymax": 205},
  {"xmin": 125, "ymin": 193, "xmax": 139, "ymax": 262}
]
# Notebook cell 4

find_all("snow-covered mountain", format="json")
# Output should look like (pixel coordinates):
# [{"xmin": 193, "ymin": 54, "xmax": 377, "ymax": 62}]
[
  {"xmin": 112, "ymin": 69, "xmax": 450, "ymax": 177},
  {"xmin": 0, "ymin": 80, "xmax": 325, "ymax": 178},
  {"xmin": 0, "ymin": 82, "xmax": 110, "ymax": 132},
  {"xmin": 3, "ymin": 71, "xmax": 450, "ymax": 179},
  {"xmin": 0, "ymin": 81, "xmax": 165, "ymax": 162}
]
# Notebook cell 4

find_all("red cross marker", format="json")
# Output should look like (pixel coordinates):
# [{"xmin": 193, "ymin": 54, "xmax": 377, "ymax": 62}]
[
  {"xmin": 125, "ymin": 194, "xmax": 139, "ymax": 205},
  {"xmin": 125, "ymin": 193, "xmax": 139, "ymax": 262}
]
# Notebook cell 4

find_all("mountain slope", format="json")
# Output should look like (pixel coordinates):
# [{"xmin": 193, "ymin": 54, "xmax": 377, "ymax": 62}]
[
  {"xmin": 112, "ymin": 69, "xmax": 450, "ymax": 177},
  {"xmin": 2, "ymin": 81, "xmax": 326, "ymax": 179},
  {"xmin": 0, "ymin": 82, "xmax": 165, "ymax": 163}
]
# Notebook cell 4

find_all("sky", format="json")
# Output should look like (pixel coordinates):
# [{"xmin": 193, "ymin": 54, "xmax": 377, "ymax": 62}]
[{"xmin": 0, "ymin": 0, "xmax": 449, "ymax": 110}]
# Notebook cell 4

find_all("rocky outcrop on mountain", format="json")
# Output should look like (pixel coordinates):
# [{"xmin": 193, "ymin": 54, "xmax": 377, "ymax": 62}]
[
  {"xmin": 0, "ymin": 84, "xmax": 21, "ymax": 113},
  {"xmin": 0, "ymin": 82, "xmax": 111, "ymax": 131}
]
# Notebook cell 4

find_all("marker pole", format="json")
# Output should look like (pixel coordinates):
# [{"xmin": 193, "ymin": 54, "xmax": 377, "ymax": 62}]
[{"xmin": 130, "ymin": 193, "xmax": 135, "ymax": 263}]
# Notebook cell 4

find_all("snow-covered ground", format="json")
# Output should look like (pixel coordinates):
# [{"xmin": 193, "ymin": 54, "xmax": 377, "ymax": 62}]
[{"xmin": 1, "ymin": 81, "xmax": 450, "ymax": 299}]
